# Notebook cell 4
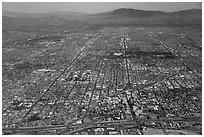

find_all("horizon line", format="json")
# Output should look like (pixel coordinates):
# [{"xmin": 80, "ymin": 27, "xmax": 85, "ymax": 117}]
[{"xmin": 2, "ymin": 7, "xmax": 201, "ymax": 15}]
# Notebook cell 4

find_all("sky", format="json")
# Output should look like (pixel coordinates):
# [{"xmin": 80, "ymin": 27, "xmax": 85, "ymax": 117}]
[{"xmin": 2, "ymin": 2, "xmax": 202, "ymax": 14}]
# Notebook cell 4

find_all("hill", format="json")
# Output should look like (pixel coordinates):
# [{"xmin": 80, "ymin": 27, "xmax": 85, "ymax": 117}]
[
  {"xmin": 97, "ymin": 8, "xmax": 164, "ymax": 17},
  {"xmin": 91, "ymin": 8, "xmax": 202, "ymax": 26},
  {"xmin": 2, "ymin": 8, "xmax": 202, "ymax": 45}
]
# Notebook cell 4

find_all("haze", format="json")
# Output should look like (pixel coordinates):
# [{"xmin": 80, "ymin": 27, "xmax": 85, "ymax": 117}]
[{"xmin": 3, "ymin": 2, "xmax": 202, "ymax": 14}]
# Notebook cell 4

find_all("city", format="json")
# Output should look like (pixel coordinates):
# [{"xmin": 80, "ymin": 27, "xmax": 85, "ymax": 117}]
[{"xmin": 2, "ymin": 26, "xmax": 202, "ymax": 135}]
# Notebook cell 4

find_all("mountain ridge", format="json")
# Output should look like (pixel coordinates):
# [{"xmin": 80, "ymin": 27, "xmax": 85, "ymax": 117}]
[
  {"xmin": 3, "ymin": 8, "xmax": 202, "ymax": 18},
  {"xmin": 96, "ymin": 8, "xmax": 201, "ymax": 18},
  {"xmin": 2, "ymin": 8, "xmax": 202, "ymax": 33}
]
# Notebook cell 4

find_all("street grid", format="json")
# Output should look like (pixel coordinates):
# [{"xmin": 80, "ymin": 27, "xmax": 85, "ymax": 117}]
[{"xmin": 2, "ymin": 27, "xmax": 202, "ymax": 135}]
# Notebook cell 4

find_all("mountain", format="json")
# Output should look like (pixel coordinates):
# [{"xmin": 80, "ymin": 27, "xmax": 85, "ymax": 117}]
[
  {"xmin": 2, "ymin": 8, "xmax": 202, "ymax": 34},
  {"xmin": 97, "ymin": 8, "xmax": 164, "ymax": 17},
  {"xmin": 97, "ymin": 8, "xmax": 201, "ymax": 18},
  {"xmin": 169, "ymin": 8, "xmax": 201, "ymax": 16},
  {"xmin": 92, "ymin": 8, "xmax": 202, "ymax": 26},
  {"xmin": 2, "ymin": 8, "xmax": 202, "ymax": 46}
]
